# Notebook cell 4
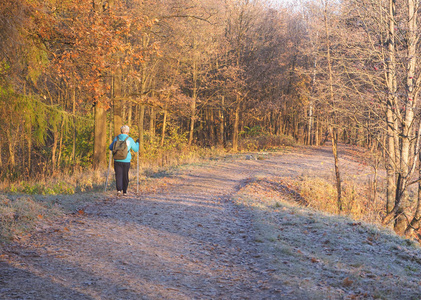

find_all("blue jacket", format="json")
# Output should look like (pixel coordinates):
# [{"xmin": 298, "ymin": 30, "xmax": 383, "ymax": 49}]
[{"xmin": 109, "ymin": 134, "xmax": 139, "ymax": 162}]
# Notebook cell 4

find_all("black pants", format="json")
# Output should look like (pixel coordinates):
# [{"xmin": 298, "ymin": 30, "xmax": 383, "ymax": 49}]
[{"xmin": 114, "ymin": 161, "xmax": 131, "ymax": 193}]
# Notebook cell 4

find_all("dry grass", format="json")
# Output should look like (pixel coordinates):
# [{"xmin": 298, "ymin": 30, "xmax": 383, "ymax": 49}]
[
  {"xmin": 0, "ymin": 194, "xmax": 62, "ymax": 242},
  {"xmin": 292, "ymin": 176, "xmax": 385, "ymax": 225},
  {"xmin": 232, "ymin": 174, "xmax": 386, "ymax": 228}
]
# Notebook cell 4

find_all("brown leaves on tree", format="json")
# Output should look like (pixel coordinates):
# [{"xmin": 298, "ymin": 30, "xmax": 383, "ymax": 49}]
[{"xmin": 34, "ymin": 0, "xmax": 154, "ymax": 108}]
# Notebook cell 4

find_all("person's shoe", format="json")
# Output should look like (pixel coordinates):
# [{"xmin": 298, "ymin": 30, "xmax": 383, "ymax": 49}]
[
  {"xmin": 122, "ymin": 192, "xmax": 127, "ymax": 197},
  {"xmin": 117, "ymin": 191, "xmax": 122, "ymax": 197}
]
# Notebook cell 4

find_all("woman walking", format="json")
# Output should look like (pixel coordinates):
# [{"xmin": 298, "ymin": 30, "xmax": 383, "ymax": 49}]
[{"xmin": 109, "ymin": 125, "xmax": 139, "ymax": 196}]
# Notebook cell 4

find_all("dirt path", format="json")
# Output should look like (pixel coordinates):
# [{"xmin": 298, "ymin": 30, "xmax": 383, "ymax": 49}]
[{"xmin": 1, "ymin": 145, "xmax": 420, "ymax": 299}]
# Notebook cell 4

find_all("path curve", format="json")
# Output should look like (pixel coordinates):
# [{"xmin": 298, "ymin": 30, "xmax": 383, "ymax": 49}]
[{"xmin": 0, "ymin": 145, "xmax": 374, "ymax": 299}]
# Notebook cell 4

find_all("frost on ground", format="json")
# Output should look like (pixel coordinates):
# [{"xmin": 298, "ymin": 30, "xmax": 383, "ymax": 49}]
[
  {"xmin": 1, "ymin": 145, "xmax": 421, "ymax": 300},
  {"xmin": 234, "ymin": 178, "xmax": 421, "ymax": 299}
]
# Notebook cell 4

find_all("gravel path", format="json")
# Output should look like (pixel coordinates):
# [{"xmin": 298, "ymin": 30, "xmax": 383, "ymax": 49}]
[{"xmin": 1, "ymin": 145, "xmax": 420, "ymax": 299}]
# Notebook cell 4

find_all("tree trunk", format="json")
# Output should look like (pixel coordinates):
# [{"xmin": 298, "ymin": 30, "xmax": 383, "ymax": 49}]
[
  {"xmin": 308, "ymin": 103, "xmax": 314, "ymax": 145},
  {"xmin": 383, "ymin": 0, "xmax": 419, "ymax": 235},
  {"xmin": 72, "ymin": 82, "xmax": 77, "ymax": 167},
  {"xmin": 188, "ymin": 53, "xmax": 198, "ymax": 146},
  {"xmin": 57, "ymin": 118, "xmax": 65, "ymax": 172},
  {"xmin": 386, "ymin": 107, "xmax": 396, "ymax": 214},
  {"xmin": 7, "ymin": 129, "xmax": 16, "ymax": 169},
  {"xmin": 93, "ymin": 103, "xmax": 107, "ymax": 169},
  {"xmin": 188, "ymin": 97, "xmax": 196, "ymax": 146},
  {"xmin": 218, "ymin": 96, "xmax": 225, "ymax": 147},
  {"xmin": 308, "ymin": 53, "xmax": 317, "ymax": 146},
  {"xmin": 113, "ymin": 74, "xmax": 123, "ymax": 137},
  {"xmin": 127, "ymin": 100, "xmax": 132, "ymax": 127},
  {"xmin": 0, "ymin": 138, "xmax": 2, "ymax": 172},
  {"xmin": 372, "ymin": 156, "xmax": 379, "ymax": 203},
  {"xmin": 331, "ymin": 126, "xmax": 342, "ymax": 212},
  {"xmin": 399, "ymin": 0, "xmax": 418, "ymax": 234},
  {"xmin": 324, "ymin": 1, "xmax": 342, "ymax": 212},
  {"xmin": 138, "ymin": 104, "xmax": 145, "ymax": 155},
  {"xmin": 51, "ymin": 125, "xmax": 59, "ymax": 174},
  {"xmin": 149, "ymin": 107, "xmax": 155, "ymax": 137},
  {"xmin": 278, "ymin": 112, "xmax": 284, "ymax": 136},
  {"xmin": 26, "ymin": 119, "xmax": 32, "ymax": 175},
  {"xmin": 208, "ymin": 109, "xmax": 215, "ymax": 146},
  {"xmin": 232, "ymin": 97, "xmax": 241, "ymax": 152},
  {"xmin": 405, "ymin": 151, "xmax": 421, "ymax": 237},
  {"xmin": 160, "ymin": 105, "xmax": 168, "ymax": 147}
]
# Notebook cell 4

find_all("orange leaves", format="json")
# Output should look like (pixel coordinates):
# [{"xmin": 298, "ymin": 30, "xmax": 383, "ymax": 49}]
[
  {"xmin": 37, "ymin": 0, "xmax": 150, "ymax": 107},
  {"xmin": 342, "ymin": 277, "xmax": 354, "ymax": 287}
]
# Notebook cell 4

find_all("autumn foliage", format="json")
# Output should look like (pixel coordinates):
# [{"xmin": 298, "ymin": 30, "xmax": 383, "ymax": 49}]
[
  {"xmin": 3, "ymin": 0, "xmax": 421, "ymax": 237},
  {"xmin": 0, "ymin": 0, "xmax": 300, "ymax": 181}
]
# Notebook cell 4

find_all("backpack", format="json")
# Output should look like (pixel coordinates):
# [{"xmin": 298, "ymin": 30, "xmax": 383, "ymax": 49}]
[{"xmin": 112, "ymin": 135, "xmax": 129, "ymax": 160}]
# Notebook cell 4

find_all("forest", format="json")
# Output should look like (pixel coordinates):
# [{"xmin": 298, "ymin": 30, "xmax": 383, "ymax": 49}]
[{"xmin": 2, "ymin": 0, "xmax": 421, "ymax": 238}]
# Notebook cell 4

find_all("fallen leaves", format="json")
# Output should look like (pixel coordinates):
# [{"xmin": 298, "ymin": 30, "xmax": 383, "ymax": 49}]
[{"xmin": 342, "ymin": 277, "xmax": 354, "ymax": 287}]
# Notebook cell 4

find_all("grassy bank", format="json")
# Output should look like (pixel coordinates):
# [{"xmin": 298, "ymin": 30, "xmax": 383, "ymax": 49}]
[{"xmin": 232, "ymin": 176, "xmax": 421, "ymax": 299}]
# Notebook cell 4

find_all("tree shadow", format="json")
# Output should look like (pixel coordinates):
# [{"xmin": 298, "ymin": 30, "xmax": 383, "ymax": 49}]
[{"xmin": 0, "ymin": 261, "xmax": 94, "ymax": 300}]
